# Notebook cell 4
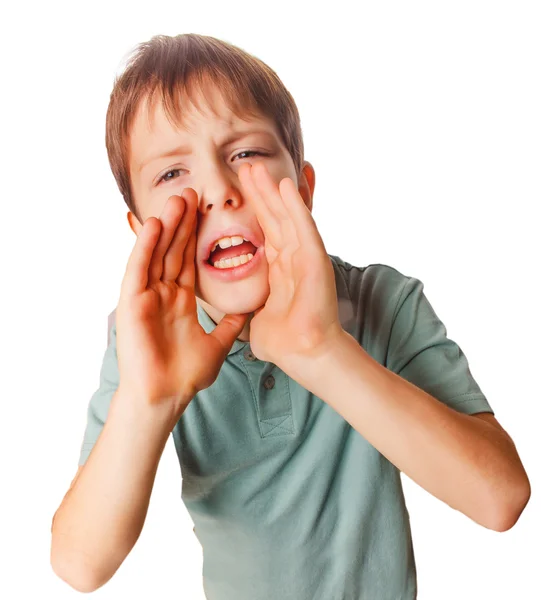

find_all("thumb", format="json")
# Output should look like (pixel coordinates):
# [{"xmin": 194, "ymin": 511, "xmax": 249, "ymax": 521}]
[{"xmin": 209, "ymin": 312, "xmax": 249, "ymax": 353}]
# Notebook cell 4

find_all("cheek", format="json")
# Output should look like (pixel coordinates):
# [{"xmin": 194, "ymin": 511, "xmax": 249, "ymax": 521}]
[{"xmin": 266, "ymin": 163, "xmax": 297, "ymax": 188}]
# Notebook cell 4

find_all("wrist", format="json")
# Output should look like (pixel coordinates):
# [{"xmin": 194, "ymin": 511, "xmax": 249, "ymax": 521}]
[
  {"xmin": 112, "ymin": 384, "xmax": 191, "ymax": 433},
  {"xmin": 279, "ymin": 327, "xmax": 353, "ymax": 389}
]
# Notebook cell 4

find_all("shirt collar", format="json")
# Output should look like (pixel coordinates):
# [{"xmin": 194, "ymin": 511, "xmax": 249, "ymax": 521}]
[{"xmin": 196, "ymin": 302, "xmax": 250, "ymax": 356}]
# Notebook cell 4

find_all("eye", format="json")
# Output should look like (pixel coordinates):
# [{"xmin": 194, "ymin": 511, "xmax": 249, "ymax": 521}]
[
  {"xmin": 157, "ymin": 168, "xmax": 186, "ymax": 185},
  {"xmin": 232, "ymin": 150, "xmax": 269, "ymax": 161}
]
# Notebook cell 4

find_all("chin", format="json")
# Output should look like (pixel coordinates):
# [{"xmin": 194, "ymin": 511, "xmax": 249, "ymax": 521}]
[
  {"xmin": 196, "ymin": 278, "xmax": 269, "ymax": 317},
  {"xmin": 216, "ymin": 298, "xmax": 264, "ymax": 316},
  {"xmin": 195, "ymin": 259, "xmax": 270, "ymax": 316}
]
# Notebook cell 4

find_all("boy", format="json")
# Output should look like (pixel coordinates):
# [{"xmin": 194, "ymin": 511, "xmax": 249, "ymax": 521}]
[{"xmin": 50, "ymin": 34, "xmax": 530, "ymax": 599}]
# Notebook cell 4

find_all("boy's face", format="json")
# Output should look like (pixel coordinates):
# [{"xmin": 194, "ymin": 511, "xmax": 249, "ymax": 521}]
[{"xmin": 127, "ymin": 85, "xmax": 315, "ymax": 335}]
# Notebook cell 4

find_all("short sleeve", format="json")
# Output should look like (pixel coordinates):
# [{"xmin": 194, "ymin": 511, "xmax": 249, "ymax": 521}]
[
  {"xmin": 78, "ymin": 312, "xmax": 120, "ymax": 465},
  {"xmin": 386, "ymin": 276, "xmax": 494, "ymax": 416}
]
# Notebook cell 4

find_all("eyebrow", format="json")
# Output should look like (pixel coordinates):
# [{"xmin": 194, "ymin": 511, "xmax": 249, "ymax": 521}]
[{"xmin": 138, "ymin": 129, "xmax": 275, "ymax": 174}]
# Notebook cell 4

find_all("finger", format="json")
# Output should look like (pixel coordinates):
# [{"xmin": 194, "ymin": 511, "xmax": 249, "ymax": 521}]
[
  {"xmin": 121, "ymin": 217, "xmax": 162, "ymax": 297},
  {"xmin": 279, "ymin": 177, "xmax": 325, "ymax": 252},
  {"xmin": 251, "ymin": 163, "xmax": 300, "ymax": 253},
  {"xmin": 148, "ymin": 194, "xmax": 187, "ymax": 284},
  {"xmin": 251, "ymin": 161, "xmax": 289, "ymax": 222},
  {"xmin": 162, "ymin": 188, "xmax": 198, "ymax": 282},
  {"xmin": 175, "ymin": 204, "xmax": 197, "ymax": 289},
  {"xmin": 238, "ymin": 163, "xmax": 282, "ymax": 247},
  {"xmin": 209, "ymin": 312, "xmax": 249, "ymax": 354}
]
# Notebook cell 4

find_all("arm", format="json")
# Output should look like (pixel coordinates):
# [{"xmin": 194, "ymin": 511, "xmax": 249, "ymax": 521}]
[
  {"xmin": 287, "ymin": 331, "xmax": 531, "ymax": 532},
  {"xmin": 233, "ymin": 162, "xmax": 530, "ymax": 532},
  {"xmin": 51, "ymin": 191, "xmax": 245, "ymax": 592},
  {"xmin": 50, "ymin": 385, "xmax": 189, "ymax": 593}
]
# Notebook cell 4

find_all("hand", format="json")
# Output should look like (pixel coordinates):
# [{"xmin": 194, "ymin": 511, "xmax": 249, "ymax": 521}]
[
  {"xmin": 238, "ymin": 162, "xmax": 343, "ymax": 369},
  {"xmin": 115, "ymin": 190, "xmax": 248, "ymax": 416}
]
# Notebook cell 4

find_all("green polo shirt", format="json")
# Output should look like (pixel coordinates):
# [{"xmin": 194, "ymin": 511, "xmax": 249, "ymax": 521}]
[{"xmin": 79, "ymin": 256, "xmax": 494, "ymax": 600}]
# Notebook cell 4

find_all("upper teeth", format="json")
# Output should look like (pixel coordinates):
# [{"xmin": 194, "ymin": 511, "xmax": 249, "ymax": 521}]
[{"xmin": 211, "ymin": 235, "xmax": 249, "ymax": 253}]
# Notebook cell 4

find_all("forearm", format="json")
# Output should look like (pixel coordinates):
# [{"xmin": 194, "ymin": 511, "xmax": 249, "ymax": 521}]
[
  {"xmin": 51, "ymin": 385, "xmax": 187, "ymax": 592},
  {"xmin": 287, "ymin": 331, "xmax": 528, "ymax": 530}
]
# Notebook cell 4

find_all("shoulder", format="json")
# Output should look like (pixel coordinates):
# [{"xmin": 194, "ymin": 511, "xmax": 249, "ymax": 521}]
[
  {"xmin": 328, "ymin": 254, "xmax": 417, "ymax": 343},
  {"xmin": 328, "ymin": 254, "xmax": 413, "ymax": 307}
]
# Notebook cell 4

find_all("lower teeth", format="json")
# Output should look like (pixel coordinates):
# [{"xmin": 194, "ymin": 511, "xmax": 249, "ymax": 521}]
[{"xmin": 213, "ymin": 252, "xmax": 255, "ymax": 270}]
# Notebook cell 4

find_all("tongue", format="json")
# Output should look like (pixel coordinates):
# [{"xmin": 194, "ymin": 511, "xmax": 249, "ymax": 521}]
[{"xmin": 210, "ymin": 240, "xmax": 257, "ymax": 265}]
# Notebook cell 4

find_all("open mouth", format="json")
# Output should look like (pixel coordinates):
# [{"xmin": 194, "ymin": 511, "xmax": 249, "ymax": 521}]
[{"xmin": 206, "ymin": 236, "xmax": 260, "ymax": 269}]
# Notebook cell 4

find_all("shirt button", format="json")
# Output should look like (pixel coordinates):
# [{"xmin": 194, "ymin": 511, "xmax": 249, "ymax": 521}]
[
  {"xmin": 263, "ymin": 375, "xmax": 275, "ymax": 390},
  {"xmin": 244, "ymin": 349, "xmax": 257, "ymax": 361}
]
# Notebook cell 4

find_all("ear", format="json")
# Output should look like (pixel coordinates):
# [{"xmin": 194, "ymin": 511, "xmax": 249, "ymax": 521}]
[
  {"xmin": 298, "ymin": 161, "xmax": 315, "ymax": 212},
  {"xmin": 127, "ymin": 211, "xmax": 143, "ymax": 235}
]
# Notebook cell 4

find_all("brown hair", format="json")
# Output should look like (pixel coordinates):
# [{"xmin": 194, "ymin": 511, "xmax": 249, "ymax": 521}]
[{"xmin": 105, "ymin": 33, "xmax": 305, "ymax": 221}]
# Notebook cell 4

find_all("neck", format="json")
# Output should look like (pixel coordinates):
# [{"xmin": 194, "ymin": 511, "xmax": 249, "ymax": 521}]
[{"xmin": 196, "ymin": 298, "xmax": 254, "ymax": 342}]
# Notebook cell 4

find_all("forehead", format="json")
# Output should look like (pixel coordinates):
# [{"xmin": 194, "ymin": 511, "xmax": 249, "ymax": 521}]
[{"xmin": 130, "ymin": 84, "xmax": 277, "ymax": 154}]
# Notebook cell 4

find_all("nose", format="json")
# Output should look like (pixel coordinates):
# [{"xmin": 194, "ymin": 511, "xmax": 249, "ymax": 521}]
[{"xmin": 197, "ymin": 161, "xmax": 243, "ymax": 216}]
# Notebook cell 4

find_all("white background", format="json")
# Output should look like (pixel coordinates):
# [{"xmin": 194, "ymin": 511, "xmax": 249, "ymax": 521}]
[{"xmin": 1, "ymin": 1, "xmax": 539, "ymax": 598}]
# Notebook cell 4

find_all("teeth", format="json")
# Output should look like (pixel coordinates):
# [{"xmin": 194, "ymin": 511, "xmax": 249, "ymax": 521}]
[
  {"xmin": 213, "ymin": 253, "xmax": 254, "ymax": 269},
  {"xmin": 211, "ymin": 235, "xmax": 249, "ymax": 253}
]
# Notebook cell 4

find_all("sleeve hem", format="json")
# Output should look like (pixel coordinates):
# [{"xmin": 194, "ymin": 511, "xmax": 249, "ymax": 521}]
[
  {"xmin": 445, "ymin": 393, "xmax": 494, "ymax": 415},
  {"xmin": 78, "ymin": 442, "xmax": 96, "ymax": 466}
]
